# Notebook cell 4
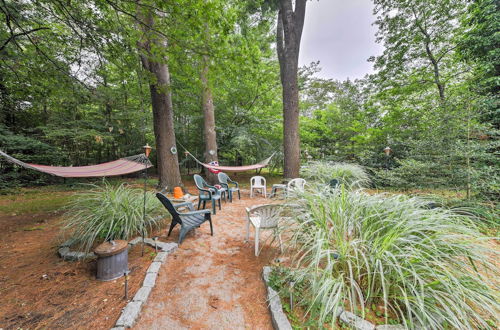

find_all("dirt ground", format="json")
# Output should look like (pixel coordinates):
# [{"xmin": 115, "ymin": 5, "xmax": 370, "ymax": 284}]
[
  {"xmin": 0, "ymin": 209, "xmax": 158, "ymax": 330},
  {"xmin": 134, "ymin": 189, "xmax": 280, "ymax": 330},
  {"xmin": 0, "ymin": 181, "xmax": 281, "ymax": 329}
]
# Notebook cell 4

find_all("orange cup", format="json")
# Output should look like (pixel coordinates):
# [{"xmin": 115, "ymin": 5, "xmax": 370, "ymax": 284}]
[{"xmin": 173, "ymin": 186, "xmax": 183, "ymax": 199}]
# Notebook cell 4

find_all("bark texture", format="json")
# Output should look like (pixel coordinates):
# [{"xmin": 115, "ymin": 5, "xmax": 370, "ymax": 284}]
[
  {"xmin": 201, "ymin": 54, "xmax": 219, "ymax": 185},
  {"xmin": 137, "ymin": 8, "xmax": 182, "ymax": 190},
  {"xmin": 276, "ymin": 0, "xmax": 307, "ymax": 179}
]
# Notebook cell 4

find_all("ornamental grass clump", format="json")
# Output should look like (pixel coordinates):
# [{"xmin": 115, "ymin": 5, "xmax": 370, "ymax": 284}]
[
  {"xmin": 301, "ymin": 161, "xmax": 370, "ymax": 188},
  {"xmin": 284, "ymin": 186, "xmax": 499, "ymax": 328},
  {"xmin": 63, "ymin": 182, "xmax": 165, "ymax": 254}
]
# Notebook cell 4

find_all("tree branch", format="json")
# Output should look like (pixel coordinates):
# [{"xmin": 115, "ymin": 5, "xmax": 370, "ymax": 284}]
[
  {"xmin": 0, "ymin": 27, "xmax": 49, "ymax": 52},
  {"xmin": 294, "ymin": 0, "xmax": 307, "ymax": 46}
]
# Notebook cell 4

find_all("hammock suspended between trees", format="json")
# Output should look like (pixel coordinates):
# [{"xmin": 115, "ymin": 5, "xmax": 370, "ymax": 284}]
[
  {"xmin": 0, "ymin": 150, "xmax": 152, "ymax": 178},
  {"xmin": 186, "ymin": 151, "xmax": 275, "ymax": 172}
]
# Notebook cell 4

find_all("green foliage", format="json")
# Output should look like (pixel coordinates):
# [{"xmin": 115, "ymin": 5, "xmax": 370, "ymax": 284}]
[
  {"xmin": 0, "ymin": 125, "xmax": 65, "ymax": 188},
  {"xmin": 0, "ymin": 0, "xmax": 497, "ymax": 212},
  {"xmin": 283, "ymin": 186, "xmax": 499, "ymax": 328},
  {"xmin": 458, "ymin": 0, "xmax": 499, "ymax": 125},
  {"xmin": 301, "ymin": 161, "xmax": 370, "ymax": 188},
  {"xmin": 418, "ymin": 194, "xmax": 499, "ymax": 233},
  {"xmin": 63, "ymin": 182, "xmax": 165, "ymax": 254}
]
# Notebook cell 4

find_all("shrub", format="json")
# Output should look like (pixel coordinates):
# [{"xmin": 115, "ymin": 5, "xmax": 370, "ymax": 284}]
[
  {"xmin": 63, "ymin": 182, "xmax": 165, "ymax": 254},
  {"xmin": 301, "ymin": 161, "xmax": 370, "ymax": 188},
  {"xmin": 0, "ymin": 125, "xmax": 66, "ymax": 189},
  {"xmin": 282, "ymin": 186, "xmax": 499, "ymax": 328}
]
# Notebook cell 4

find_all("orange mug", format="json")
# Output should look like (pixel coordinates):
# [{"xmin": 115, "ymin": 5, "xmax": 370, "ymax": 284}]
[{"xmin": 173, "ymin": 186, "xmax": 183, "ymax": 199}]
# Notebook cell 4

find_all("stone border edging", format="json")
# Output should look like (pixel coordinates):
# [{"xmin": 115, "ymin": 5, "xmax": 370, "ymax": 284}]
[
  {"xmin": 262, "ymin": 266, "xmax": 405, "ymax": 330},
  {"xmin": 58, "ymin": 238, "xmax": 96, "ymax": 260},
  {"xmin": 110, "ymin": 237, "xmax": 178, "ymax": 329},
  {"xmin": 262, "ymin": 266, "xmax": 293, "ymax": 330}
]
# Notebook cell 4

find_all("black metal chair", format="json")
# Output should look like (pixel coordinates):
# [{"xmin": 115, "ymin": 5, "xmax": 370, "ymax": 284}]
[{"xmin": 156, "ymin": 192, "xmax": 213, "ymax": 244}]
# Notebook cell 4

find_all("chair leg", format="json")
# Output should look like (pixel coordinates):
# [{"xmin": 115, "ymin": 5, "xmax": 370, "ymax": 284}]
[
  {"xmin": 229, "ymin": 191, "xmax": 232, "ymax": 203},
  {"xmin": 203, "ymin": 200, "xmax": 206, "ymax": 209},
  {"xmin": 255, "ymin": 227, "xmax": 260, "ymax": 256},
  {"xmin": 238, "ymin": 190, "xmax": 241, "ymax": 200},
  {"xmin": 178, "ymin": 226, "xmax": 189, "ymax": 244},
  {"xmin": 250, "ymin": 187, "xmax": 253, "ymax": 198},
  {"xmin": 218, "ymin": 198, "xmax": 221, "ymax": 210},
  {"xmin": 212, "ymin": 199, "xmax": 216, "ymax": 215},
  {"xmin": 264, "ymin": 187, "xmax": 267, "ymax": 198},
  {"xmin": 245, "ymin": 220, "xmax": 250, "ymax": 242},
  {"xmin": 197, "ymin": 199, "xmax": 201, "ymax": 210},
  {"xmin": 167, "ymin": 221, "xmax": 176, "ymax": 237},
  {"xmin": 209, "ymin": 218, "xmax": 213, "ymax": 236}
]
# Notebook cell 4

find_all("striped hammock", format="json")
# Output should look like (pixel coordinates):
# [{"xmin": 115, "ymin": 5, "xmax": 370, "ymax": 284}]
[
  {"xmin": 0, "ymin": 150, "xmax": 152, "ymax": 178},
  {"xmin": 187, "ymin": 152, "xmax": 275, "ymax": 172}
]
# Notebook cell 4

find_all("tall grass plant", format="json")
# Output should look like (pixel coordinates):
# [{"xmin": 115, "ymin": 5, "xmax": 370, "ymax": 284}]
[
  {"xmin": 283, "ymin": 185, "xmax": 499, "ymax": 328},
  {"xmin": 301, "ymin": 161, "xmax": 370, "ymax": 188},
  {"xmin": 63, "ymin": 182, "xmax": 165, "ymax": 254}
]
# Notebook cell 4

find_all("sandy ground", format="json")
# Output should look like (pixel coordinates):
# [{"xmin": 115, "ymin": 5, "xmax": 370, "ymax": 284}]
[{"xmin": 134, "ymin": 189, "xmax": 279, "ymax": 330}]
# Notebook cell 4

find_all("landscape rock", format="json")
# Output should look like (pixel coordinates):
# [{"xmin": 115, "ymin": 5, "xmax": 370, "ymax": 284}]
[
  {"xmin": 133, "ymin": 286, "xmax": 152, "ymax": 303},
  {"xmin": 58, "ymin": 247, "xmax": 95, "ymax": 261},
  {"xmin": 376, "ymin": 325, "xmax": 406, "ymax": 330},
  {"xmin": 262, "ymin": 267, "xmax": 292, "ymax": 330},
  {"xmin": 58, "ymin": 247, "xmax": 70, "ymax": 258},
  {"xmin": 153, "ymin": 251, "xmax": 168, "ymax": 263},
  {"xmin": 157, "ymin": 242, "xmax": 177, "ymax": 253},
  {"xmin": 115, "ymin": 301, "xmax": 143, "ymax": 328},
  {"xmin": 147, "ymin": 262, "xmax": 161, "ymax": 274},
  {"xmin": 128, "ymin": 237, "xmax": 142, "ymax": 246},
  {"xmin": 340, "ymin": 311, "xmax": 375, "ymax": 330},
  {"xmin": 60, "ymin": 238, "xmax": 77, "ymax": 248},
  {"xmin": 143, "ymin": 272, "xmax": 157, "ymax": 288}
]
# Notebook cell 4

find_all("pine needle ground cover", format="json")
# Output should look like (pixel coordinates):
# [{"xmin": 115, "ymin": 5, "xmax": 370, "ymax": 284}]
[{"xmin": 274, "ymin": 186, "xmax": 499, "ymax": 329}]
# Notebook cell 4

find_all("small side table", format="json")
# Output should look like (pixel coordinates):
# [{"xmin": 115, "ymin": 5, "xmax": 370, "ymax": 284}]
[{"xmin": 270, "ymin": 184, "xmax": 287, "ymax": 198}]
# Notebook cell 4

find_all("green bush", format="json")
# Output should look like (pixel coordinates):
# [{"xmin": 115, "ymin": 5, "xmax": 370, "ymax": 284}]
[
  {"xmin": 301, "ymin": 161, "xmax": 370, "ymax": 188},
  {"xmin": 0, "ymin": 125, "xmax": 66, "ymax": 189},
  {"xmin": 63, "ymin": 182, "xmax": 166, "ymax": 254},
  {"xmin": 282, "ymin": 186, "xmax": 499, "ymax": 328}
]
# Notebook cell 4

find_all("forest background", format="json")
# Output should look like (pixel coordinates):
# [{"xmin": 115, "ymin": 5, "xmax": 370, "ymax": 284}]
[{"xmin": 0, "ymin": 0, "xmax": 498, "ymax": 203}]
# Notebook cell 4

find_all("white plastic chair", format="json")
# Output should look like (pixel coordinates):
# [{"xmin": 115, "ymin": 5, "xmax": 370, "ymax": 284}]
[
  {"xmin": 250, "ymin": 176, "xmax": 267, "ymax": 198},
  {"xmin": 245, "ymin": 204, "xmax": 283, "ymax": 256},
  {"xmin": 287, "ymin": 178, "xmax": 306, "ymax": 196}
]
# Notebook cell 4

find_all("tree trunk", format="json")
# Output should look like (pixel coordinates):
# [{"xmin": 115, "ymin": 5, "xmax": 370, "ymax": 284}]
[
  {"xmin": 137, "ymin": 7, "xmax": 182, "ymax": 190},
  {"xmin": 276, "ymin": 0, "xmax": 307, "ymax": 179},
  {"xmin": 201, "ymin": 54, "xmax": 219, "ymax": 184}
]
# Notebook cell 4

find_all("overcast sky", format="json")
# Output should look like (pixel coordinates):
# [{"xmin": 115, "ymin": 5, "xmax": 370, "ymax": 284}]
[{"xmin": 299, "ymin": 0, "xmax": 384, "ymax": 81}]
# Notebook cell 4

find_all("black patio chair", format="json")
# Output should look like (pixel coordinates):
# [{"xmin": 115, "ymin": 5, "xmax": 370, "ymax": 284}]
[{"xmin": 156, "ymin": 192, "xmax": 213, "ymax": 244}]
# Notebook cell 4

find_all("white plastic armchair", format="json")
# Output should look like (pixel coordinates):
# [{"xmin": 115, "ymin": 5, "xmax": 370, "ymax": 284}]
[
  {"xmin": 287, "ymin": 178, "xmax": 306, "ymax": 196},
  {"xmin": 250, "ymin": 176, "xmax": 267, "ymax": 198},
  {"xmin": 245, "ymin": 204, "xmax": 283, "ymax": 256}
]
